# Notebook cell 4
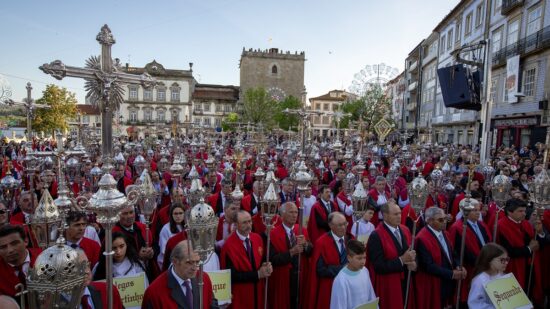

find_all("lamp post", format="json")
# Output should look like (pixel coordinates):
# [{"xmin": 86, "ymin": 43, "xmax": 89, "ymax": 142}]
[{"xmin": 187, "ymin": 198, "xmax": 218, "ymax": 309}]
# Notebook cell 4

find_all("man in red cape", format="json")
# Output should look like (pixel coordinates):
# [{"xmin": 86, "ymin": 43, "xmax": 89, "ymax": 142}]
[
  {"xmin": 64, "ymin": 211, "xmax": 101, "ymax": 268},
  {"xmin": 497, "ymin": 198, "xmax": 544, "ymax": 306},
  {"xmin": 448, "ymin": 201, "xmax": 491, "ymax": 304},
  {"xmin": 366, "ymin": 201, "xmax": 416, "ymax": 309},
  {"xmin": 307, "ymin": 185, "xmax": 335, "ymax": 244},
  {"xmin": 414, "ymin": 207, "xmax": 466, "ymax": 309},
  {"xmin": 0, "ymin": 225, "xmax": 42, "ymax": 304},
  {"xmin": 208, "ymin": 179, "xmax": 232, "ymax": 216},
  {"xmin": 241, "ymin": 181, "xmax": 261, "ymax": 216},
  {"xmin": 367, "ymin": 176, "xmax": 391, "ymax": 227},
  {"xmin": 269, "ymin": 202, "xmax": 312, "ymax": 309},
  {"xmin": 307, "ymin": 212, "xmax": 351, "ymax": 309},
  {"xmin": 143, "ymin": 240, "xmax": 216, "ymax": 309},
  {"xmin": 221, "ymin": 210, "xmax": 272, "ymax": 309}
]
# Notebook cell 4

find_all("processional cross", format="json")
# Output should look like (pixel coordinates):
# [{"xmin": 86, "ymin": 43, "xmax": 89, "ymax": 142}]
[
  {"xmin": 40, "ymin": 25, "xmax": 156, "ymax": 169},
  {"xmin": 283, "ymin": 107, "xmax": 323, "ymax": 158}
]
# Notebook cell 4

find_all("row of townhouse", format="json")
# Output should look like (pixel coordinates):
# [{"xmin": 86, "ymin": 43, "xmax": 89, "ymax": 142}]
[{"xmin": 389, "ymin": 0, "xmax": 550, "ymax": 149}]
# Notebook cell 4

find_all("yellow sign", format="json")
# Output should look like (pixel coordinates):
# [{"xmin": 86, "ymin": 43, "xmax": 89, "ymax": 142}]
[
  {"xmin": 112, "ymin": 272, "xmax": 147, "ymax": 309},
  {"xmin": 206, "ymin": 269, "xmax": 232, "ymax": 305},
  {"xmin": 355, "ymin": 297, "xmax": 379, "ymax": 309},
  {"xmin": 303, "ymin": 215, "xmax": 310, "ymax": 228},
  {"xmin": 484, "ymin": 274, "xmax": 532, "ymax": 309},
  {"xmin": 357, "ymin": 234, "xmax": 369, "ymax": 244}
]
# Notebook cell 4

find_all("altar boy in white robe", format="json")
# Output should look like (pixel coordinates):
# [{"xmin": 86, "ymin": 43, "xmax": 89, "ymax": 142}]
[{"xmin": 330, "ymin": 239, "xmax": 377, "ymax": 309}]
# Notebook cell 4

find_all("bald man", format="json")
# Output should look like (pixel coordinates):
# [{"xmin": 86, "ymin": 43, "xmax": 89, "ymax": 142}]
[{"xmin": 143, "ymin": 240, "xmax": 216, "ymax": 309}]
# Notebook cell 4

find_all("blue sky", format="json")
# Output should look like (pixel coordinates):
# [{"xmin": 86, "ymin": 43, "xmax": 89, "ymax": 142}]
[{"xmin": 0, "ymin": 0, "xmax": 458, "ymax": 103}]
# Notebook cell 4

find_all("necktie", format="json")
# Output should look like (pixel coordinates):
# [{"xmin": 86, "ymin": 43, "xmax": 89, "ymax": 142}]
[
  {"xmin": 471, "ymin": 223, "xmax": 485, "ymax": 246},
  {"xmin": 338, "ymin": 238, "xmax": 347, "ymax": 264},
  {"xmin": 183, "ymin": 280, "xmax": 194, "ymax": 307},
  {"xmin": 438, "ymin": 233, "xmax": 451, "ymax": 261},
  {"xmin": 70, "ymin": 243, "xmax": 78, "ymax": 249},
  {"xmin": 80, "ymin": 295, "xmax": 92, "ymax": 309},
  {"xmin": 14, "ymin": 265, "xmax": 26, "ymax": 288},
  {"xmin": 289, "ymin": 229, "xmax": 297, "ymax": 247},
  {"xmin": 394, "ymin": 229, "xmax": 403, "ymax": 248},
  {"xmin": 245, "ymin": 238, "xmax": 253, "ymax": 263}
]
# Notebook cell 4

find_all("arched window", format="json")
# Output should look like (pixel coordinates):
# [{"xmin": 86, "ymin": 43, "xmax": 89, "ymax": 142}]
[{"xmin": 271, "ymin": 65, "xmax": 278, "ymax": 74}]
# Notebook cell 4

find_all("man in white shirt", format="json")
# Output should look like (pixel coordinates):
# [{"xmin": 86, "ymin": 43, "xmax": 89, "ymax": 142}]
[{"xmin": 330, "ymin": 239, "xmax": 377, "ymax": 309}]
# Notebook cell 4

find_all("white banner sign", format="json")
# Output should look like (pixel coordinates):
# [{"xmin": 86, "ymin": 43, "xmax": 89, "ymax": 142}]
[{"xmin": 505, "ymin": 55, "xmax": 520, "ymax": 103}]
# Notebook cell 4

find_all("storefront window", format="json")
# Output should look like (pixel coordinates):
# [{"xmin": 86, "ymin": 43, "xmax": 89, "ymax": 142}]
[
  {"xmin": 502, "ymin": 129, "xmax": 511, "ymax": 147},
  {"xmin": 521, "ymin": 129, "xmax": 531, "ymax": 148}
]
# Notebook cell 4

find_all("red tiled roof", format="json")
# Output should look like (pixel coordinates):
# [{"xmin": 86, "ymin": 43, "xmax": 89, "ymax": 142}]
[
  {"xmin": 77, "ymin": 104, "xmax": 100, "ymax": 115},
  {"xmin": 192, "ymin": 84, "xmax": 239, "ymax": 101}
]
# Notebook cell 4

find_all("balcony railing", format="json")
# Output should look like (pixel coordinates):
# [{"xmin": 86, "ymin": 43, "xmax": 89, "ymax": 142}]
[
  {"xmin": 492, "ymin": 25, "xmax": 550, "ymax": 67},
  {"xmin": 501, "ymin": 0, "xmax": 524, "ymax": 15},
  {"xmin": 408, "ymin": 81, "xmax": 418, "ymax": 92}
]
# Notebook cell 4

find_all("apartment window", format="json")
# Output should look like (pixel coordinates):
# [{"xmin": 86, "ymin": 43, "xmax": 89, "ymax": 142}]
[
  {"xmin": 322, "ymin": 116, "xmax": 329, "ymax": 125},
  {"xmin": 490, "ymin": 76, "xmax": 498, "ymax": 102},
  {"xmin": 465, "ymin": 13, "xmax": 473, "ymax": 36},
  {"xmin": 455, "ymin": 21, "xmax": 461, "ymax": 42},
  {"xmin": 494, "ymin": 0, "xmax": 502, "ymax": 14},
  {"xmin": 440, "ymin": 35, "xmax": 446, "ymax": 55},
  {"xmin": 204, "ymin": 118, "xmax": 211, "ymax": 127},
  {"xmin": 216, "ymin": 104, "xmax": 222, "ymax": 112},
  {"xmin": 203, "ymin": 103, "xmax": 210, "ymax": 112},
  {"xmin": 215, "ymin": 118, "xmax": 221, "ymax": 127},
  {"xmin": 157, "ymin": 88, "xmax": 166, "ymax": 102},
  {"xmin": 271, "ymin": 65, "xmax": 278, "ymax": 74},
  {"xmin": 522, "ymin": 67, "xmax": 536, "ymax": 97},
  {"xmin": 83, "ymin": 115, "xmax": 90, "ymax": 123},
  {"xmin": 315, "ymin": 103, "xmax": 321, "ymax": 110},
  {"xmin": 527, "ymin": 5, "xmax": 542, "ymax": 36},
  {"xmin": 332, "ymin": 104, "xmax": 338, "ymax": 111},
  {"xmin": 492, "ymin": 28, "xmax": 503, "ymax": 53},
  {"xmin": 143, "ymin": 88, "xmax": 152, "ymax": 101},
  {"xmin": 144, "ymin": 109, "xmax": 152, "ymax": 121},
  {"xmin": 507, "ymin": 18, "xmax": 520, "ymax": 45},
  {"xmin": 447, "ymin": 29, "xmax": 453, "ymax": 50},
  {"xmin": 171, "ymin": 90, "xmax": 180, "ymax": 102},
  {"xmin": 475, "ymin": 3, "xmax": 483, "ymax": 27},
  {"xmin": 157, "ymin": 109, "xmax": 166, "ymax": 122},
  {"xmin": 323, "ymin": 103, "xmax": 329, "ymax": 111},
  {"xmin": 194, "ymin": 104, "xmax": 202, "ymax": 111},
  {"xmin": 130, "ymin": 111, "xmax": 137, "ymax": 122},
  {"xmin": 224, "ymin": 105, "xmax": 232, "ymax": 112},
  {"xmin": 194, "ymin": 118, "xmax": 201, "ymax": 125},
  {"xmin": 129, "ymin": 86, "xmax": 138, "ymax": 100}
]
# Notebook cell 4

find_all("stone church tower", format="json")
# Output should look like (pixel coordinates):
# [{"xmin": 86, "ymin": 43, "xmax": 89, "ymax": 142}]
[{"xmin": 239, "ymin": 47, "xmax": 305, "ymax": 103}]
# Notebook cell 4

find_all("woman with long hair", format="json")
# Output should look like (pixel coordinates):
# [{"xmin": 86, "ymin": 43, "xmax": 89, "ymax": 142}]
[
  {"xmin": 467, "ymin": 243, "xmax": 509, "ymax": 308},
  {"xmin": 157, "ymin": 202, "xmax": 186, "ymax": 268},
  {"xmin": 93, "ymin": 232, "xmax": 149, "ymax": 286}
]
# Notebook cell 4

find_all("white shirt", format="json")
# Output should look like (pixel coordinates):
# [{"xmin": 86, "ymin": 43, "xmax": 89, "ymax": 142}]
[
  {"xmin": 113, "ymin": 257, "xmax": 149, "ymax": 288},
  {"xmin": 236, "ymin": 230, "xmax": 251, "ymax": 251},
  {"xmin": 331, "ymin": 232, "xmax": 345, "ymax": 253},
  {"xmin": 158, "ymin": 223, "xmax": 183, "ymax": 269},
  {"xmin": 302, "ymin": 195, "xmax": 317, "ymax": 219},
  {"xmin": 84, "ymin": 226, "xmax": 101, "ymax": 246},
  {"xmin": 467, "ymin": 272, "xmax": 507, "ymax": 309},
  {"xmin": 336, "ymin": 195, "xmax": 354, "ymax": 216},
  {"xmin": 80, "ymin": 287, "xmax": 95, "ymax": 309},
  {"xmin": 9, "ymin": 250, "xmax": 30, "ymax": 276},
  {"xmin": 330, "ymin": 266, "xmax": 377, "ymax": 309},
  {"xmin": 215, "ymin": 218, "xmax": 234, "ymax": 249},
  {"xmin": 351, "ymin": 219, "xmax": 375, "ymax": 242}
]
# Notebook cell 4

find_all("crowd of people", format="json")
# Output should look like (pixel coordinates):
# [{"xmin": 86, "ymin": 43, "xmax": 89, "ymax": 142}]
[{"xmin": 0, "ymin": 135, "xmax": 548, "ymax": 309}]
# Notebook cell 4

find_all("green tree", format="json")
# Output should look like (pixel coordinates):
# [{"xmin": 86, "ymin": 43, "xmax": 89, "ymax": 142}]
[
  {"xmin": 33, "ymin": 84, "xmax": 78, "ymax": 135},
  {"xmin": 241, "ymin": 87, "xmax": 278, "ymax": 129},
  {"xmin": 340, "ymin": 84, "xmax": 394, "ymax": 134},
  {"xmin": 221, "ymin": 112, "xmax": 240, "ymax": 132},
  {"xmin": 273, "ymin": 95, "xmax": 301, "ymax": 131}
]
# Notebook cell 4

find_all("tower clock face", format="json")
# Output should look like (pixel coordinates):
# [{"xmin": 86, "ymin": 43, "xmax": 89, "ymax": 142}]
[{"xmin": 267, "ymin": 87, "xmax": 286, "ymax": 102}]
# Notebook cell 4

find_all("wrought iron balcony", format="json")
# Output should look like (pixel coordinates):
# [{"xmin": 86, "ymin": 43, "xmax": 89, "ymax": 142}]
[
  {"xmin": 501, "ymin": 0, "xmax": 524, "ymax": 15},
  {"xmin": 492, "ymin": 25, "xmax": 550, "ymax": 67}
]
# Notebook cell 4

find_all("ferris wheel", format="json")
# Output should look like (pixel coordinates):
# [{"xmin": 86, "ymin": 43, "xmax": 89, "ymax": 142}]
[
  {"xmin": 349, "ymin": 63, "xmax": 399, "ymax": 96},
  {"xmin": 0, "ymin": 74, "xmax": 12, "ymax": 103}
]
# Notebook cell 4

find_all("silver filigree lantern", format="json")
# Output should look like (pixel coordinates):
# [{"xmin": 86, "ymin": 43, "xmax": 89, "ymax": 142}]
[
  {"xmin": 262, "ymin": 182, "xmax": 279, "ymax": 223},
  {"xmin": 30, "ymin": 189, "xmax": 61, "ymax": 249},
  {"xmin": 409, "ymin": 175, "xmax": 429, "ymax": 215},
  {"xmin": 133, "ymin": 155, "xmax": 146, "ymax": 176},
  {"xmin": 530, "ymin": 168, "xmax": 550, "ymax": 209},
  {"xmin": 65, "ymin": 157, "xmax": 81, "ymax": 183},
  {"xmin": 188, "ymin": 198, "xmax": 218, "ymax": 262},
  {"xmin": 26, "ymin": 238, "xmax": 88, "ymax": 309},
  {"xmin": 351, "ymin": 181, "xmax": 369, "ymax": 237},
  {"xmin": 492, "ymin": 172, "xmax": 511, "ymax": 205}
]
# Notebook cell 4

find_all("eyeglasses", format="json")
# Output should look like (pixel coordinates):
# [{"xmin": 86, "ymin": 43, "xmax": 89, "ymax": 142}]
[
  {"xmin": 435, "ymin": 217, "xmax": 448, "ymax": 223},
  {"xmin": 498, "ymin": 257, "xmax": 510, "ymax": 264},
  {"xmin": 0, "ymin": 209, "xmax": 8, "ymax": 215}
]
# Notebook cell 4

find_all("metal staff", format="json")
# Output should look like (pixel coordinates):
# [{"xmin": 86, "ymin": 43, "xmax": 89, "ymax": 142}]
[
  {"xmin": 491, "ymin": 171, "xmax": 511, "ymax": 241},
  {"xmin": 262, "ymin": 181, "xmax": 279, "ymax": 309},
  {"xmin": 293, "ymin": 160, "xmax": 312, "ymax": 308},
  {"xmin": 403, "ymin": 175, "xmax": 429, "ymax": 309},
  {"xmin": 455, "ymin": 165, "xmax": 476, "ymax": 309}
]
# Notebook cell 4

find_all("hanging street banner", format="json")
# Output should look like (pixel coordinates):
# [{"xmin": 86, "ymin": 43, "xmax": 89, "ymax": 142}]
[{"xmin": 505, "ymin": 55, "xmax": 520, "ymax": 103}]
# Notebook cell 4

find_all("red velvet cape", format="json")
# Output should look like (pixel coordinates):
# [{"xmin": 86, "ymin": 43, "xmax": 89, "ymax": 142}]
[
  {"xmin": 89, "ymin": 281, "xmax": 124, "ymax": 309},
  {"xmin": 336, "ymin": 191, "xmax": 354, "ymax": 232},
  {"xmin": 142, "ymin": 270, "xmax": 213, "ymax": 309},
  {"xmin": 268, "ymin": 224, "xmax": 309, "ymax": 309},
  {"xmin": 306, "ymin": 201, "xmax": 334, "ymax": 244},
  {"xmin": 368, "ymin": 224, "xmax": 412, "ymax": 309},
  {"xmin": 497, "ymin": 216, "xmax": 543, "ymax": 304},
  {"xmin": 79, "ymin": 236, "xmax": 101, "ymax": 268},
  {"xmin": 306, "ymin": 232, "xmax": 342, "ymax": 309},
  {"xmin": 448, "ymin": 219, "xmax": 491, "ymax": 302},
  {"xmin": 0, "ymin": 248, "xmax": 41, "ymax": 297},
  {"xmin": 162, "ymin": 231, "xmax": 188, "ymax": 272},
  {"xmin": 220, "ymin": 232, "xmax": 265, "ymax": 309}
]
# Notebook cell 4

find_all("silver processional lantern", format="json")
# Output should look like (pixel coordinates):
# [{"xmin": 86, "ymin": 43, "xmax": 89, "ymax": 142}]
[
  {"xmin": 26, "ymin": 238, "xmax": 88, "ymax": 309},
  {"xmin": 188, "ymin": 198, "xmax": 218, "ymax": 262},
  {"xmin": 133, "ymin": 154, "xmax": 146, "ymax": 176},
  {"xmin": 351, "ymin": 181, "xmax": 369, "ymax": 238},
  {"xmin": 0, "ymin": 170, "xmax": 21, "ymax": 204},
  {"xmin": 30, "ymin": 189, "xmax": 61, "ymax": 250},
  {"xmin": 409, "ymin": 175, "xmax": 429, "ymax": 215},
  {"xmin": 492, "ymin": 172, "xmax": 511, "ymax": 206},
  {"xmin": 65, "ymin": 157, "xmax": 81, "ymax": 183}
]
